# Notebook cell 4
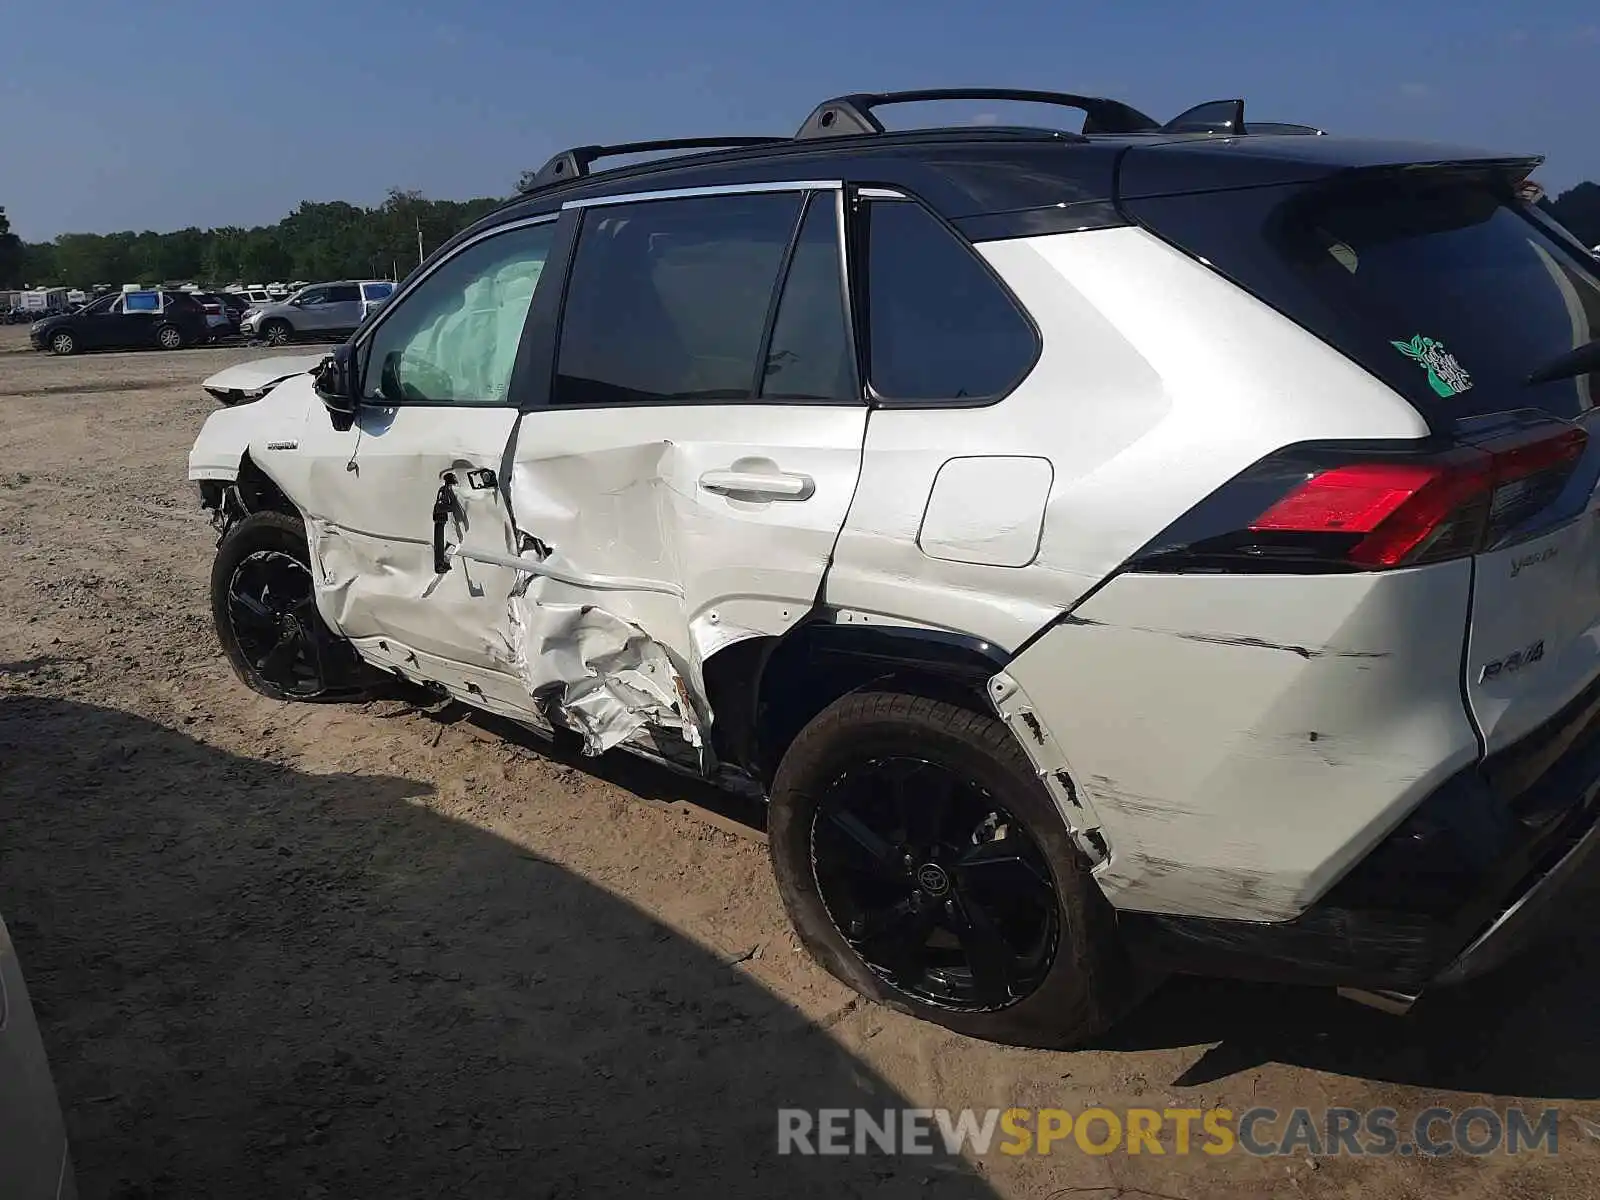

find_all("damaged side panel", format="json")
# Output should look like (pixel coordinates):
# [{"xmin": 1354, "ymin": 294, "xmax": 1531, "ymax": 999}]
[
  {"xmin": 988, "ymin": 671, "xmax": 1109, "ymax": 866},
  {"xmin": 298, "ymin": 400, "xmax": 865, "ymax": 764},
  {"xmin": 1002, "ymin": 567, "xmax": 1482, "ymax": 922},
  {"xmin": 497, "ymin": 405, "xmax": 866, "ymax": 757}
]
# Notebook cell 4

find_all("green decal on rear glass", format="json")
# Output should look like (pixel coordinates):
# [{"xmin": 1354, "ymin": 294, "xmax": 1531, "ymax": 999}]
[{"xmin": 1391, "ymin": 334, "xmax": 1473, "ymax": 398}]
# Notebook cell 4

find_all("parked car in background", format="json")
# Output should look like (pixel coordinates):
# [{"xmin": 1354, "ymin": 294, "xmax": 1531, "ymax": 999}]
[
  {"xmin": 192, "ymin": 292, "xmax": 243, "ymax": 340},
  {"xmin": 1, "ymin": 912, "xmax": 76, "ymax": 1199},
  {"xmin": 238, "ymin": 280, "xmax": 394, "ymax": 346},
  {"xmin": 31, "ymin": 289, "xmax": 209, "ymax": 354}
]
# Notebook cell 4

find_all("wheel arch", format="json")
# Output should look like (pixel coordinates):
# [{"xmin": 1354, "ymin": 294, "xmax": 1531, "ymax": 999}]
[
  {"xmin": 235, "ymin": 451, "xmax": 298, "ymax": 517},
  {"xmin": 199, "ymin": 450, "xmax": 299, "ymax": 523},
  {"xmin": 702, "ymin": 617, "xmax": 1011, "ymax": 788}
]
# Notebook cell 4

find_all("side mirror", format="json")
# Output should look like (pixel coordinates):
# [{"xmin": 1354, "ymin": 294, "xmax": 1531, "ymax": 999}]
[{"xmin": 313, "ymin": 344, "xmax": 358, "ymax": 431}]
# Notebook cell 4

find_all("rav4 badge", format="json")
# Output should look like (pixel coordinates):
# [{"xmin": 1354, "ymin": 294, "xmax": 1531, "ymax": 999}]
[{"xmin": 1479, "ymin": 639, "xmax": 1546, "ymax": 684}]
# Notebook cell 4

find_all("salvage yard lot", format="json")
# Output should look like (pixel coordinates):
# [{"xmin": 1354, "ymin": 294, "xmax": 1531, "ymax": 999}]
[{"xmin": 3, "ymin": 321, "xmax": 1600, "ymax": 1198}]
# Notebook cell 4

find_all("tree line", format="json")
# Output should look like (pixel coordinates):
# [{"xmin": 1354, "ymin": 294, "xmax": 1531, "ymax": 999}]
[
  {"xmin": 0, "ymin": 189, "xmax": 505, "ymax": 290},
  {"xmin": 2, "ymin": 178, "xmax": 1599, "ymax": 293}
]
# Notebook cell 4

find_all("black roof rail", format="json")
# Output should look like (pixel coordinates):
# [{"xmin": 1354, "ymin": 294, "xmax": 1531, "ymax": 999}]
[
  {"xmin": 520, "ymin": 136, "xmax": 789, "ymax": 193},
  {"xmin": 794, "ymin": 89, "xmax": 1162, "ymax": 140},
  {"xmin": 1243, "ymin": 121, "xmax": 1327, "ymax": 136},
  {"xmin": 1161, "ymin": 98, "xmax": 1326, "ymax": 136}
]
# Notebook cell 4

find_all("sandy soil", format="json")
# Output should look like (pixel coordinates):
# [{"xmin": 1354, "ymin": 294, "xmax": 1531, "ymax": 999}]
[{"xmin": 3, "ymin": 324, "xmax": 1600, "ymax": 1198}]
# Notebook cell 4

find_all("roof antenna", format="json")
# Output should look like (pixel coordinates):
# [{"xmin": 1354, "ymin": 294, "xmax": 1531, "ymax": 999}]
[{"xmin": 1162, "ymin": 99, "xmax": 1247, "ymax": 135}]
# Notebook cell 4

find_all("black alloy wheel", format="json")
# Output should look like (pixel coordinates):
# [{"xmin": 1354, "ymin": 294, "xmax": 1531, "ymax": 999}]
[
  {"xmin": 810, "ymin": 755, "xmax": 1059, "ymax": 1011},
  {"xmin": 224, "ymin": 548, "xmax": 329, "ymax": 697}
]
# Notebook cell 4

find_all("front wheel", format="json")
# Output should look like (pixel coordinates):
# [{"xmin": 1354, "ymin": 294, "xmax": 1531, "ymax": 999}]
[
  {"xmin": 767, "ymin": 690, "xmax": 1133, "ymax": 1048},
  {"xmin": 48, "ymin": 330, "xmax": 76, "ymax": 355},
  {"xmin": 262, "ymin": 320, "xmax": 293, "ymax": 347},
  {"xmin": 211, "ymin": 510, "xmax": 383, "ymax": 702}
]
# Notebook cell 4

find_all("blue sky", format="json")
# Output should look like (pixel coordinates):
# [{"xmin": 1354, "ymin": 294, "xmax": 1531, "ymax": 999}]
[{"xmin": 3, "ymin": 0, "xmax": 1597, "ymax": 240}]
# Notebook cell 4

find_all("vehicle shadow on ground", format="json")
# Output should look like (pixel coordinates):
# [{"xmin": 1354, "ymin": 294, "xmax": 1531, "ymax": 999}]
[
  {"xmin": 1098, "ymin": 917, "xmax": 1600, "ymax": 1099},
  {"xmin": 463, "ymin": 707, "xmax": 769, "ymax": 837},
  {"xmin": 0, "ymin": 696, "xmax": 992, "ymax": 1199},
  {"xmin": 447, "ymin": 700, "xmax": 1600, "ymax": 1103}
]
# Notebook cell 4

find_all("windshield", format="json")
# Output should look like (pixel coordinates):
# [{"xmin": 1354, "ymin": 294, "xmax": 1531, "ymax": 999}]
[{"xmin": 1131, "ymin": 173, "xmax": 1600, "ymax": 424}]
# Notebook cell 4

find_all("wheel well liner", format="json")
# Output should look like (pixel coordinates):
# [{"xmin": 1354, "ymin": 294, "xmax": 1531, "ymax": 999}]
[
  {"xmin": 235, "ymin": 452, "xmax": 297, "ymax": 517},
  {"xmin": 703, "ymin": 618, "xmax": 1011, "ymax": 786}
]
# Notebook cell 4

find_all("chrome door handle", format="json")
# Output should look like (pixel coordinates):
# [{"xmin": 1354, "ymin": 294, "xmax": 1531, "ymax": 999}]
[{"xmin": 698, "ymin": 469, "xmax": 815, "ymax": 501}]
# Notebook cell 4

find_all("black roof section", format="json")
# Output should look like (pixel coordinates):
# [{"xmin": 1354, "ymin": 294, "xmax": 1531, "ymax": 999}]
[
  {"xmin": 514, "ymin": 92, "xmax": 1338, "ymax": 197},
  {"xmin": 451, "ymin": 89, "xmax": 1532, "ymax": 256},
  {"xmin": 1116, "ymin": 136, "xmax": 1541, "ymax": 198}
]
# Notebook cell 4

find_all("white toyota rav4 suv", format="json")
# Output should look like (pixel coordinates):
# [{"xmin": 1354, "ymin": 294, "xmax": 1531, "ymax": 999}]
[{"xmin": 187, "ymin": 90, "xmax": 1600, "ymax": 1047}]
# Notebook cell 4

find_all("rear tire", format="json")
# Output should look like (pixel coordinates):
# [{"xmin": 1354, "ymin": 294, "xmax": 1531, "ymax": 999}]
[
  {"xmin": 156, "ymin": 323, "xmax": 183, "ymax": 350},
  {"xmin": 48, "ymin": 330, "xmax": 75, "ymax": 356},
  {"xmin": 767, "ymin": 689, "xmax": 1133, "ymax": 1048},
  {"xmin": 211, "ymin": 510, "xmax": 383, "ymax": 703}
]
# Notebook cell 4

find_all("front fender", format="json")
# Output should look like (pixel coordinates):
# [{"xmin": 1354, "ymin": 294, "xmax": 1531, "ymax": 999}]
[{"xmin": 187, "ymin": 373, "xmax": 317, "ymax": 484}]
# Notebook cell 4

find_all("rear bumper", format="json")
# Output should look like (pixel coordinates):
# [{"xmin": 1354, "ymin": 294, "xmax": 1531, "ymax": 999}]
[
  {"xmin": 1122, "ymin": 671, "xmax": 1600, "ymax": 993},
  {"xmin": 1435, "ymin": 803, "xmax": 1600, "ymax": 984}
]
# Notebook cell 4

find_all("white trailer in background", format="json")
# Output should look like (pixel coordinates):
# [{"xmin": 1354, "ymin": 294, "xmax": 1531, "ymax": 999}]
[{"xmin": 19, "ymin": 289, "xmax": 66, "ymax": 312}]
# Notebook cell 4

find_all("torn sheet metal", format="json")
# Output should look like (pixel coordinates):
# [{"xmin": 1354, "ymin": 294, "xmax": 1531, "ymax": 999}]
[
  {"xmin": 307, "ymin": 511, "xmax": 705, "ymax": 759},
  {"xmin": 505, "ymin": 592, "xmax": 705, "ymax": 758},
  {"xmin": 202, "ymin": 353, "xmax": 328, "ymax": 395},
  {"xmin": 302, "ymin": 403, "xmax": 861, "ymax": 765}
]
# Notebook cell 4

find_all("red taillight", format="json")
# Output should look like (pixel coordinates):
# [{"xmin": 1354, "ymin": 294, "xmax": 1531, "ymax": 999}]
[
  {"xmin": 1250, "ymin": 462, "xmax": 1442, "ymax": 535},
  {"xmin": 1248, "ymin": 427, "xmax": 1587, "ymax": 567},
  {"xmin": 1133, "ymin": 422, "xmax": 1589, "ymax": 575}
]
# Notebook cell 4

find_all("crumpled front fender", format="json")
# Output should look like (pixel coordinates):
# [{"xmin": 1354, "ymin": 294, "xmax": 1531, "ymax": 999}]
[{"xmin": 187, "ymin": 373, "xmax": 316, "ymax": 484}]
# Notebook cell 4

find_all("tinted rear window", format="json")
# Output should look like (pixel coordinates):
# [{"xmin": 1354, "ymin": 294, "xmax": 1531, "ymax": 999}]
[
  {"xmin": 1130, "ymin": 175, "xmax": 1600, "ymax": 424},
  {"xmin": 864, "ymin": 199, "xmax": 1039, "ymax": 404},
  {"xmin": 554, "ymin": 192, "xmax": 801, "ymax": 405}
]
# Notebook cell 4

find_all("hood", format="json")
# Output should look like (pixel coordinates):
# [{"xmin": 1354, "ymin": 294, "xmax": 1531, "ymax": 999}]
[{"xmin": 202, "ymin": 353, "xmax": 327, "ymax": 405}]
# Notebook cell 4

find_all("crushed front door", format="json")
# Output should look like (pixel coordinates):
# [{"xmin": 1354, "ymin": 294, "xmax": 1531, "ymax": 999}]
[{"xmin": 289, "ymin": 217, "xmax": 561, "ymax": 714}]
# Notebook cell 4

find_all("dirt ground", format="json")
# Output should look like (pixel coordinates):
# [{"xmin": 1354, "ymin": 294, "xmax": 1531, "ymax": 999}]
[{"xmin": 2, "ymin": 323, "xmax": 1599, "ymax": 1199}]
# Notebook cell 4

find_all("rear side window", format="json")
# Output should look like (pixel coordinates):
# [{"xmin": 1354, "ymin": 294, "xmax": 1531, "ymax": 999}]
[
  {"xmin": 325, "ymin": 284, "xmax": 361, "ymax": 303},
  {"xmin": 124, "ymin": 291, "xmax": 160, "ymax": 313},
  {"xmin": 363, "ymin": 282, "xmax": 393, "ymax": 301},
  {"xmin": 761, "ymin": 194, "xmax": 855, "ymax": 401},
  {"xmin": 554, "ymin": 192, "xmax": 802, "ymax": 405},
  {"xmin": 862, "ymin": 198, "xmax": 1039, "ymax": 404},
  {"xmin": 1131, "ymin": 175, "xmax": 1600, "ymax": 423}
]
